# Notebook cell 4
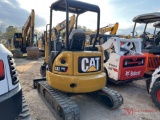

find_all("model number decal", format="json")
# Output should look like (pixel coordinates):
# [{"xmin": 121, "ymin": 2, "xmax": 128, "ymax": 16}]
[{"xmin": 55, "ymin": 66, "xmax": 68, "ymax": 72}]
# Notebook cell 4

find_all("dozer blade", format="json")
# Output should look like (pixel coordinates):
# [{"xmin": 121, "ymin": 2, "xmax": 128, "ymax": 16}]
[
  {"xmin": 87, "ymin": 87, "xmax": 123, "ymax": 109},
  {"xmin": 37, "ymin": 81, "xmax": 80, "ymax": 120}
]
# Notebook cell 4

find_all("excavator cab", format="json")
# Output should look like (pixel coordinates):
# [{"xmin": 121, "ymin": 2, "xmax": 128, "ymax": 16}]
[
  {"xmin": 34, "ymin": 0, "xmax": 123, "ymax": 119},
  {"xmin": 14, "ymin": 33, "xmax": 23, "ymax": 48}
]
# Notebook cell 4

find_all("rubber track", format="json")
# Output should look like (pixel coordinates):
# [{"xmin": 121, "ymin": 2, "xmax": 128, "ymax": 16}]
[
  {"xmin": 87, "ymin": 87, "xmax": 123, "ymax": 109},
  {"xmin": 15, "ymin": 95, "xmax": 31, "ymax": 120},
  {"xmin": 38, "ymin": 81, "xmax": 80, "ymax": 120}
]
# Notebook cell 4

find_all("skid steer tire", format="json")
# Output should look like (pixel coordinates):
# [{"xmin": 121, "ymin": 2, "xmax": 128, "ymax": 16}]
[{"xmin": 151, "ymin": 81, "xmax": 160, "ymax": 110}]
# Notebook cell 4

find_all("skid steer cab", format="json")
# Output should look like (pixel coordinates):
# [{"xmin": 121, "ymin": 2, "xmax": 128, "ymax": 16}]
[{"xmin": 102, "ymin": 37, "xmax": 146, "ymax": 84}]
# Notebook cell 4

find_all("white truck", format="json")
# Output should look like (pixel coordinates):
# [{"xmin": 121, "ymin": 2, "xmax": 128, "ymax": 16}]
[{"xmin": 0, "ymin": 44, "xmax": 30, "ymax": 120}]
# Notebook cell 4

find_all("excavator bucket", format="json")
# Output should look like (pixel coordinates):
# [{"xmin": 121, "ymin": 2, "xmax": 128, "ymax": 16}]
[{"xmin": 26, "ymin": 47, "xmax": 39, "ymax": 59}]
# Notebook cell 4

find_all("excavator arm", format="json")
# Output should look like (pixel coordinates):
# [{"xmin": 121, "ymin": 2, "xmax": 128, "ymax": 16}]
[
  {"xmin": 52, "ymin": 14, "xmax": 75, "ymax": 41},
  {"xmin": 98, "ymin": 22, "xmax": 119, "ymax": 35},
  {"xmin": 86, "ymin": 22, "xmax": 119, "ymax": 35},
  {"xmin": 22, "ymin": 9, "xmax": 35, "ymax": 48},
  {"xmin": 85, "ymin": 23, "xmax": 119, "ymax": 45}
]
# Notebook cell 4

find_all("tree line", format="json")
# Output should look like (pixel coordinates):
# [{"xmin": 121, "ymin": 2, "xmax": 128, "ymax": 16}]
[{"xmin": 0, "ymin": 25, "xmax": 21, "ymax": 44}]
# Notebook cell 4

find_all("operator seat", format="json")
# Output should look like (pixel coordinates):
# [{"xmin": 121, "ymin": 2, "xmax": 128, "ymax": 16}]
[
  {"xmin": 142, "ymin": 32, "xmax": 160, "ymax": 53},
  {"xmin": 140, "ymin": 33, "xmax": 149, "ymax": 49},
  {"xmin": 68, "ymin": 29, "xmax": 86, "ymax": 51},
  {"xmin": 154, "ymin": 31, "xmax": 160, "ymax": 46},
  {"xmin": 142, "ymin": 32, "xmax": 160, "ymax": 54}
]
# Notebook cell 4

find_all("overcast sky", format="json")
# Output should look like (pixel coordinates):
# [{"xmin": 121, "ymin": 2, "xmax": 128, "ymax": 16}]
[{"xmin": 0, "ymin": 0, "xmax": 160, "ymax": 35}]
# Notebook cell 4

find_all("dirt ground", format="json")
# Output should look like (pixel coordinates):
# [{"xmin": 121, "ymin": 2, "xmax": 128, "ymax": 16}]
[{"xmin": 15, "ymin": 58, "xmax": 160, "ymax": 120}]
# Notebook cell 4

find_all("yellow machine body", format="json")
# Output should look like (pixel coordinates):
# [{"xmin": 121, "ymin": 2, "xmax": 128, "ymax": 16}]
[
  {"xmin": 38, "ymin": 40, "xmax": 43, "ymax": 49},
  {"xmin": 22, "ymin": 9, "xmax": 35, "ymax": 47},
  {"xmin": 44, "ymin": 32, "xmax": 49, "ymax": 64},
  {"xmin": 46, "ymin": 51, "xmax": 106, "ymax": 93}
]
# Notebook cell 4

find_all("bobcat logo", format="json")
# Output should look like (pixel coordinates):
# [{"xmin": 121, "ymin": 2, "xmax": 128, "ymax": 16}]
[
  {"xmin": 125, "ymin": 71, "xmax": 141, "ymax": 77},
  {"xmin": 125, "ymin": 71, "xmax": 130, "ymax": 77}
]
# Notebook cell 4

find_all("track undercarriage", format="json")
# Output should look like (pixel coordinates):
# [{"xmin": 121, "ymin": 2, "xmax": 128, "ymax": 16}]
[
  {"xmin": 16, "ymin": 95, "xmax": 31, "ymax": 120},
  {"xmin": 34, "ymin": 80, "xmax": 123, "ymax": 120}
]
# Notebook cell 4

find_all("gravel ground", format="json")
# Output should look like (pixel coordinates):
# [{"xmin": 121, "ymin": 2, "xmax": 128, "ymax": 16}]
[{"xmin": 15, "ymin": 58, "xmax": 160, "ymax": 120}]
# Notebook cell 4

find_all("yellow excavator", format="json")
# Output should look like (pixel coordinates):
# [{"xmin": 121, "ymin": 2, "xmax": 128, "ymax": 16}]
[
  {"xmin": 86, "ymin": 22, "xmax": 119, "ymax": 35},
  {"xmin": 11, "ymin": 9, "xmax": 39, "ymax": 59},
  {"xmin": 85, "ymin": 22, "xmax": 119, "ymax": 46},
  {"xmin": 99, "ymin": 22, "xmax": 119, "ymax": 35},
  {"xmin": 33, "ymin": 0, "xmax": 123, "ymax": 119},
  {"xmin": 119, "ymin": 34, "xmax": 132, "ymax": 39}
]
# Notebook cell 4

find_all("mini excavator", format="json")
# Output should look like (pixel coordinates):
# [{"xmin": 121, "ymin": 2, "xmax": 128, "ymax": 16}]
[{"xmin": 34, "ymin": 0, "xmax": 123, "ymax": 119}]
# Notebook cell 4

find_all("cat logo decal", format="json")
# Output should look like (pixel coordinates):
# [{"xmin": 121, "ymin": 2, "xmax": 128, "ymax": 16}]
[{"xmin": 78, "ymin": 57, "xmax": 101, "ymax": 73}]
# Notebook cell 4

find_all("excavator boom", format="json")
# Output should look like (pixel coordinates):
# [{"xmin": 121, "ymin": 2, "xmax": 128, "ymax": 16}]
[
  {"xmin": 86, "ymin": 22, "xmax": 119, "ymax": 35},
  {"xmin": 99, "ymin": 22, "xmax": 119, "ymax": 35},
  {"xmin": 22, "ymin": 9, "xmax": 35, "ymax": 48},
  {"xmin": 52, "ymin": 14, "xmax": 75, "ymax": 41},
  {"xmin": 85, "ymin": 22, "xmax": 119, "ymax": 46}
]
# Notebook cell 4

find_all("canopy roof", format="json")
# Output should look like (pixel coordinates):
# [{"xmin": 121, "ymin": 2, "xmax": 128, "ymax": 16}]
[
  {"xmin": 133, "ymin": 12, "xmax": 160, "ymax": 23},
  {"xmin": 153, "ymin": 21, "xmax": 160, "ymax": 28},
  {"xmin": 50, "ymin": 0, "xmax": 100, "ymax": 14}
]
